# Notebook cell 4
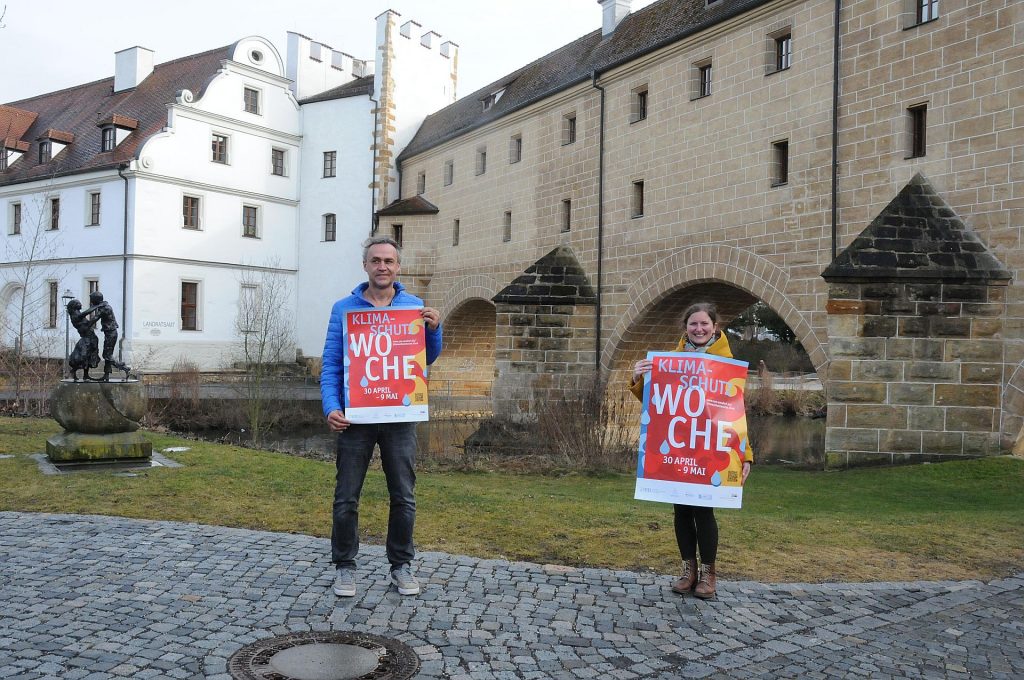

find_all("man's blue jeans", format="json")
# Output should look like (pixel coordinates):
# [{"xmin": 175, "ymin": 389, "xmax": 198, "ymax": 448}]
[{"xmin": 331, "ymin": 422, "xmax": 417, "ymax": 569}]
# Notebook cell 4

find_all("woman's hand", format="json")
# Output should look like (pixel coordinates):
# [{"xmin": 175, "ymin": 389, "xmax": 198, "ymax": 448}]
[{"xmin": 632, "ymin": 358, "xmax": 653, "ymax": 382}]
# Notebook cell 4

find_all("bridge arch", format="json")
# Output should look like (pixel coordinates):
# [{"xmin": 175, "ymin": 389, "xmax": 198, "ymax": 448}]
[
  {"xmin": 603, "ymin": 245, "xmax": 825, "ymax": 379},
  {"xmin": 432, "ymin": 275, "xmax": 502, "ymax": 409}
]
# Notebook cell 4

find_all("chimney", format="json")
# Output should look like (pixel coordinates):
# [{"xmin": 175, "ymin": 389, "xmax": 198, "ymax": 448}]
[
  {"xmin": 599, "ymin": 0, "xmax": 631, "ymax": 37},
  {"xmin": 114, "ymin": 46, "xmax": 155, "ymax": 92}
]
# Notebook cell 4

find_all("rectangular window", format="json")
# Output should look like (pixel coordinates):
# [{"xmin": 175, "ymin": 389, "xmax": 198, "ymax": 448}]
[
  {"xmin": 392, "ymin": 224, "xmax": 403, "ymax": 247},
  {"xmin": 324, "ymin": 213, "xmax": 336, "ymax": 242},
  {"xmin": 243, "ymin": 87, "xmax": 261, "ymax": 114},
  {"xmin": 509, "ymin": 134, "xmax": 522, "ymax": 164},
  {"xmin": 917, "ymin": 0, "xmax": 938, "ymax": 24},
  {"xmin": 696, "ymin": 62, "xmax": 713, "ymax": 98},
  {"xmin": 775, "ymin": 34, "xmax": 792, "ymax": 71},
  {"xmin": 49, "ymin": 197, "xmax": 60, "ymax": 231},
  {"xmin": 87, "ymin": 278, "xmax": 100, "ymax": 295},
  {"xmin": 39, "ymin": 141, "xmax": 51, "ymax": 164},
  {"xmin": 502, "ymin": 211, "xmax": 512, "ymax": 243},
  {"xmin": 475, "ymin": 147, "xmax": 487, "ymax": 175},
  {"xmin": 631, "ymin": 87, "xmax": 648, "ymax": 123},
  {"xmin": 242, "ymin": 205, "xmax": 259, "ymax": 238},
  {"xmin": 10, "ymin": 202, "xmax": 21, "ymax": 235},
  {"xmin": 101, "ymin": 127, "xmax": 116, "ymax": 152},
  {"xmin": 323, "ymin": 151, "xmax": 336, "ymax": 178},
  {"xmin": 452, "ymin": 218, "xmax": 460, "ymax": 246},
  {"xmin": 211, "ymin": 134, "xmax": 228, "ymax": 163},
  {"xmin": 48, "ymin": 281, "xmax": 58, "ymax": 329},
  {"xmin": 443, "ymin": 159, "xmax": 454, "ymax": 186},
  {"xmin": 416, "ymin": 171, "xmax": 426, "ymax": 195},
  {"xmin": 909, "ymin": 104, "xmax": 927, "ymax": 158},
  {"xmin": 563, "ymin": 114, "xmax": 577, "ymax": 145},
  {"xmin": 181, "ymin": 281, "xmax": 199, "ymax": 331},
  {"xmin": 561, "ymin": 199, "xmax": 572, "ymax": 232},
  {"xmin": 631, "ymin": 181, "xmax": 645, "ymax": 218},
  {"xmin": 183, "ymin": 195, "xmax": 200, "ymax": 229},
  {"xmin": 772, "ymin": 140, "xmax": 789, "ymax": 186},
  {"xmin": 0, "ymin": 150, "xmax": 7, "ymax": 171},
  {"xmin": 88, "ymin": 191, "xmax": 101, "ymax": 226},
  {"xmin": 239, "ymin": 283, "xmax": 259, "ymax": 333},
  {"xmin": 271, "ymin": 148, "xmax": 286, "ymax": 176}
]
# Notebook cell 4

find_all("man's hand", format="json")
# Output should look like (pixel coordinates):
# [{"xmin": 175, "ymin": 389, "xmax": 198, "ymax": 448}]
[
  {"xmin": 421, "ymin": 307, "xmax": 441, "ymax": 330},
  {"xmin": 327, "ymin": 409, "xmax": 351, "ymax": 433},
  {"xmin": 742, "ymin": 461, "xmax": 752, "ymax": 484}
]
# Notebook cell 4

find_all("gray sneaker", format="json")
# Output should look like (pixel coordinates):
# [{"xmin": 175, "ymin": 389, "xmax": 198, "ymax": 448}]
[
  {"xmin": 390, "ymin": 565, "xmax": 420, "ymax": 595},
  {"xmin": 333, "ymin": 567, "xmax": 356, "ymax": 597}
]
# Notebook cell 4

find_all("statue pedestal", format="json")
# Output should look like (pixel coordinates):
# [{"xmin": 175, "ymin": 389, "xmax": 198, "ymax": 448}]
[
  {"xmin": 48, "ymin": 379, "xmax": 151, "ymax": 463},
  {"xmin": 46, "ymin": 431, "xmax": 152, "ymax": 461}
]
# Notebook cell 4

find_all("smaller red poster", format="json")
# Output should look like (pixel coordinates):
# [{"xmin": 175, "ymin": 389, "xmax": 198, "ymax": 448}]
[
  {"xmin": 634, "ymin": 351, "xmax": 750, "ymax": 508},
  {"xmin": 342, "ymin": 306, "xmax": 429, "ymax": 423}
]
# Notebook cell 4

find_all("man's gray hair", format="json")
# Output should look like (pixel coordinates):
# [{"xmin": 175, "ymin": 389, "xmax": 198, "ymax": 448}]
[{"xmin": 362, "ymin": 235, "xmax": 402, "ymax": 263}]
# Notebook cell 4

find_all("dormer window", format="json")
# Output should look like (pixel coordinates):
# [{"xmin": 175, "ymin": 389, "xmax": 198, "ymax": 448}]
[
  {"xmin": 0, "ymin": 151, "xmax": 6, "ymax": 172},
  {"xmin": 481, "ymin": 87, "xmax": 505, "ymax": 111},
  {"xmin": 101, "ymin": 127, "xmax": 116, "ymax": 152},
  {"xmin": 95, "ymin": 115, "xmax": 138, "ymax": 152},
  {"xmin": 36, "ymin": 129, "xmax": 74, "ymax": 163}
]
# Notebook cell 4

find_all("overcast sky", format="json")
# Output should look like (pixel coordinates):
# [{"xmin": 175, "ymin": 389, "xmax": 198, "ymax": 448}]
[{"xmin": 1, "ymin": 0, "xmax": 658, "ymax": 105}]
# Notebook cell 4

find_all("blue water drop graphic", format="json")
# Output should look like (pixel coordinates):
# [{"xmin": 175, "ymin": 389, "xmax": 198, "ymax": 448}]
[
  {"xmin": 659, "ymin": 440, "xmax": 670, "ymax": 455},
  {"xmin": 640, "ymin": 412, "xmax": 651, "ymax": 425},
  {"xmin": 359, "ymin": 376, "xmax": 369, "ymax": 388},
  {"xmin": 710, "ymin": 471, "xmax": 722, "ymax": 487},
  {"xmin": 740, "ymin": 440, "xmax": 747, "ymax": 452},
  {"xmin": 402, "ymin": 394, "xmax": 411, "ymax": 406},
  {"xmin": 424, "ymin": 366, "xmax": 429, "ymax": 377},
  {"xmin": 638, "ymin": 434, "xmax": 647, "ymax": 450},
  {"xmin": 343, "ymin": 356, "xmax": 351, "ymax": 367}
]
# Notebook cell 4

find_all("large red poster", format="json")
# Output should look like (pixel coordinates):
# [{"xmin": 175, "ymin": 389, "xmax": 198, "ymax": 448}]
[
  {"xmin": 343, "ymin": 306, "xmax": 429, "ymax": 423},
  {"xmin": 634, "ymin": 351, "xmax": 750, "ymax": 508}
]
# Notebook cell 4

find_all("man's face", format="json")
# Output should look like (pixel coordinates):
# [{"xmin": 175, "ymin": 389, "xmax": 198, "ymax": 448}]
[{"xmin": 363, "ymin": 244, "xmax": 401, "ymax": 290}]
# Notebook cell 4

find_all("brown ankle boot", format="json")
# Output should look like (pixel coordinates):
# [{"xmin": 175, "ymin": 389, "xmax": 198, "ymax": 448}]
[
  {"xmin": 672, "ymin": 559, "xmax": 698, "ymax": 594},
  {"xmin": 694, "ymin": 563, "xmax": 716, "ymax": 599}
]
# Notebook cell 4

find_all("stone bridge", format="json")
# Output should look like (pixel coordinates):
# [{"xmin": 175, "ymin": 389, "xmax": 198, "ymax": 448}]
[{"xmin": 398, "ymin": 174, "xmax": 1017, "ymax": 468}]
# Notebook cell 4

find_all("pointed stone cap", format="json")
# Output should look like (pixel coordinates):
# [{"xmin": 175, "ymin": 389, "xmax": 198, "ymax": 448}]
[
  {"xmin": 822, "ymin": 173, "xmax": 1011, "ymax": 283},
  {"xmin": 493, "ymin": 246, "xmax": 597, "ymax": 305},
  {"xmin": 376, "ymin": 195, "xmax": 440, "ymax": 216}
]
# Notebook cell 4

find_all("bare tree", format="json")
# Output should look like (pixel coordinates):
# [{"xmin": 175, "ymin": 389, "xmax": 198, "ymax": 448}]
[
  {"xmin": 0, "ymin": 6, "xmax": 7, "ymax": 29},
  {"xmin": 0, "ymin": 189, "xmax": 67, "ymax": 413},
  {"xmin": 232, "ymin": 261, "xmax": 296, "ymax": 445}
]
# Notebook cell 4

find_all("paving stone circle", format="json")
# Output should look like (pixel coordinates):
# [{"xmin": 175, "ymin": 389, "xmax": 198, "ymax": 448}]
[{"xmin": 227, "ymin": 630, "xmax": 419, "ymax": 680}]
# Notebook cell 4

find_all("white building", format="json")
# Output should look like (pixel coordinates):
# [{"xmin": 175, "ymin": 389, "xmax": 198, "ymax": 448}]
[{"xmin": 0, "ymin": 11, "xmax": 457, "ymax": 371}]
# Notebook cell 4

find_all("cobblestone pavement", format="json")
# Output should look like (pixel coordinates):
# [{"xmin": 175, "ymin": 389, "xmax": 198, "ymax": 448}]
[{"xmin": 1, "ymin": 512, "xmax": 1022, "ymax": 679}]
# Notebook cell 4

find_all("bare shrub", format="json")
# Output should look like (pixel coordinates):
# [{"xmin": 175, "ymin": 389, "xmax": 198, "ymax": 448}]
[{"xmin": 534, "ymin": 377, "xmax": 638, "ymax": 472}]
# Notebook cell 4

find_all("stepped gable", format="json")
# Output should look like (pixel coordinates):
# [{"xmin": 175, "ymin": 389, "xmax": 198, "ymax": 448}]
[
  {"xmin": 1, "ymin": 46, "xmax": 231, "ymax": 185},
  {"xmin": 822, "ymin": 173, "xmax": 1012, "ymax": 283},
  {"xmin": 376, "ymin": 195, "xmax": 439, "ymax": 216},
  {"xmin": 399, "ymin": 0, "xmax": 772, "ymax": 161},
  {"xmin": 493, "ymin": 247, "xmax": 596, "ymax": 306}
]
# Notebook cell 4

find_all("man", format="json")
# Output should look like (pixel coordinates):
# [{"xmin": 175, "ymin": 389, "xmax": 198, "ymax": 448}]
[{"xmin": 320, "ymin": 236, "xmax": 442, "ymax": 597}]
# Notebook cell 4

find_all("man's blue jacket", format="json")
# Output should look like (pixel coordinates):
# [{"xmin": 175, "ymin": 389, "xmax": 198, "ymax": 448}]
[{"xmin": 320, "ymin": 281, "xmax": 443, "ymax": 417}]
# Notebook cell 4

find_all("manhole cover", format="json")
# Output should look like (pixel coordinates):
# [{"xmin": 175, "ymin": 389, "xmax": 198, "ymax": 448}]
[{"xmin": 228, "ymin": 631, "xmax": 420, "ymax": 680}]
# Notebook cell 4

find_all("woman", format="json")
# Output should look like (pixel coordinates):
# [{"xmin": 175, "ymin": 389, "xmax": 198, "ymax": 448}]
[{"xmin": 629, "ymin": 302, "xmax": 753, "ymax": 599}]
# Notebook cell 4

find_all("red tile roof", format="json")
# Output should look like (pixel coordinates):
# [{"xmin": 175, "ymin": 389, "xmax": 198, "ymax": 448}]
[{"xmin": 1, "ymin": 45, "xmax": 231, "ymax": 185}]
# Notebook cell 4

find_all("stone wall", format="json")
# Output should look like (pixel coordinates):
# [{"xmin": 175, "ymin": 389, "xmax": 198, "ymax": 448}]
[{"xmin": 826, "ymin": 280, "xmax": 1006, "ymax": 467}]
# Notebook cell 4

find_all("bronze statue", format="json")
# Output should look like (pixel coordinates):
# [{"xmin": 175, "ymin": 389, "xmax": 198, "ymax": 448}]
[
  {"xmin": 66, "ymin": 299, "xmax": 100, "ymax": 381},
  {"xmin": 77, "ymin": 291, "xmax": 132, "ymax": 381}
]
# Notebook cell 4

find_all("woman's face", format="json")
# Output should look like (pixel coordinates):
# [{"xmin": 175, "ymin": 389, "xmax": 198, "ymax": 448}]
[{"xmin": 685, "ymin": 311, "xmax": 717, "ymax": 346}]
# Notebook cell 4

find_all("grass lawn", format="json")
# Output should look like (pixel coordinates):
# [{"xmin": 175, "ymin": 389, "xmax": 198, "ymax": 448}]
[{"xmin": 1, "ymin": 416, "xmax": 1021, "ymax": 583}]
